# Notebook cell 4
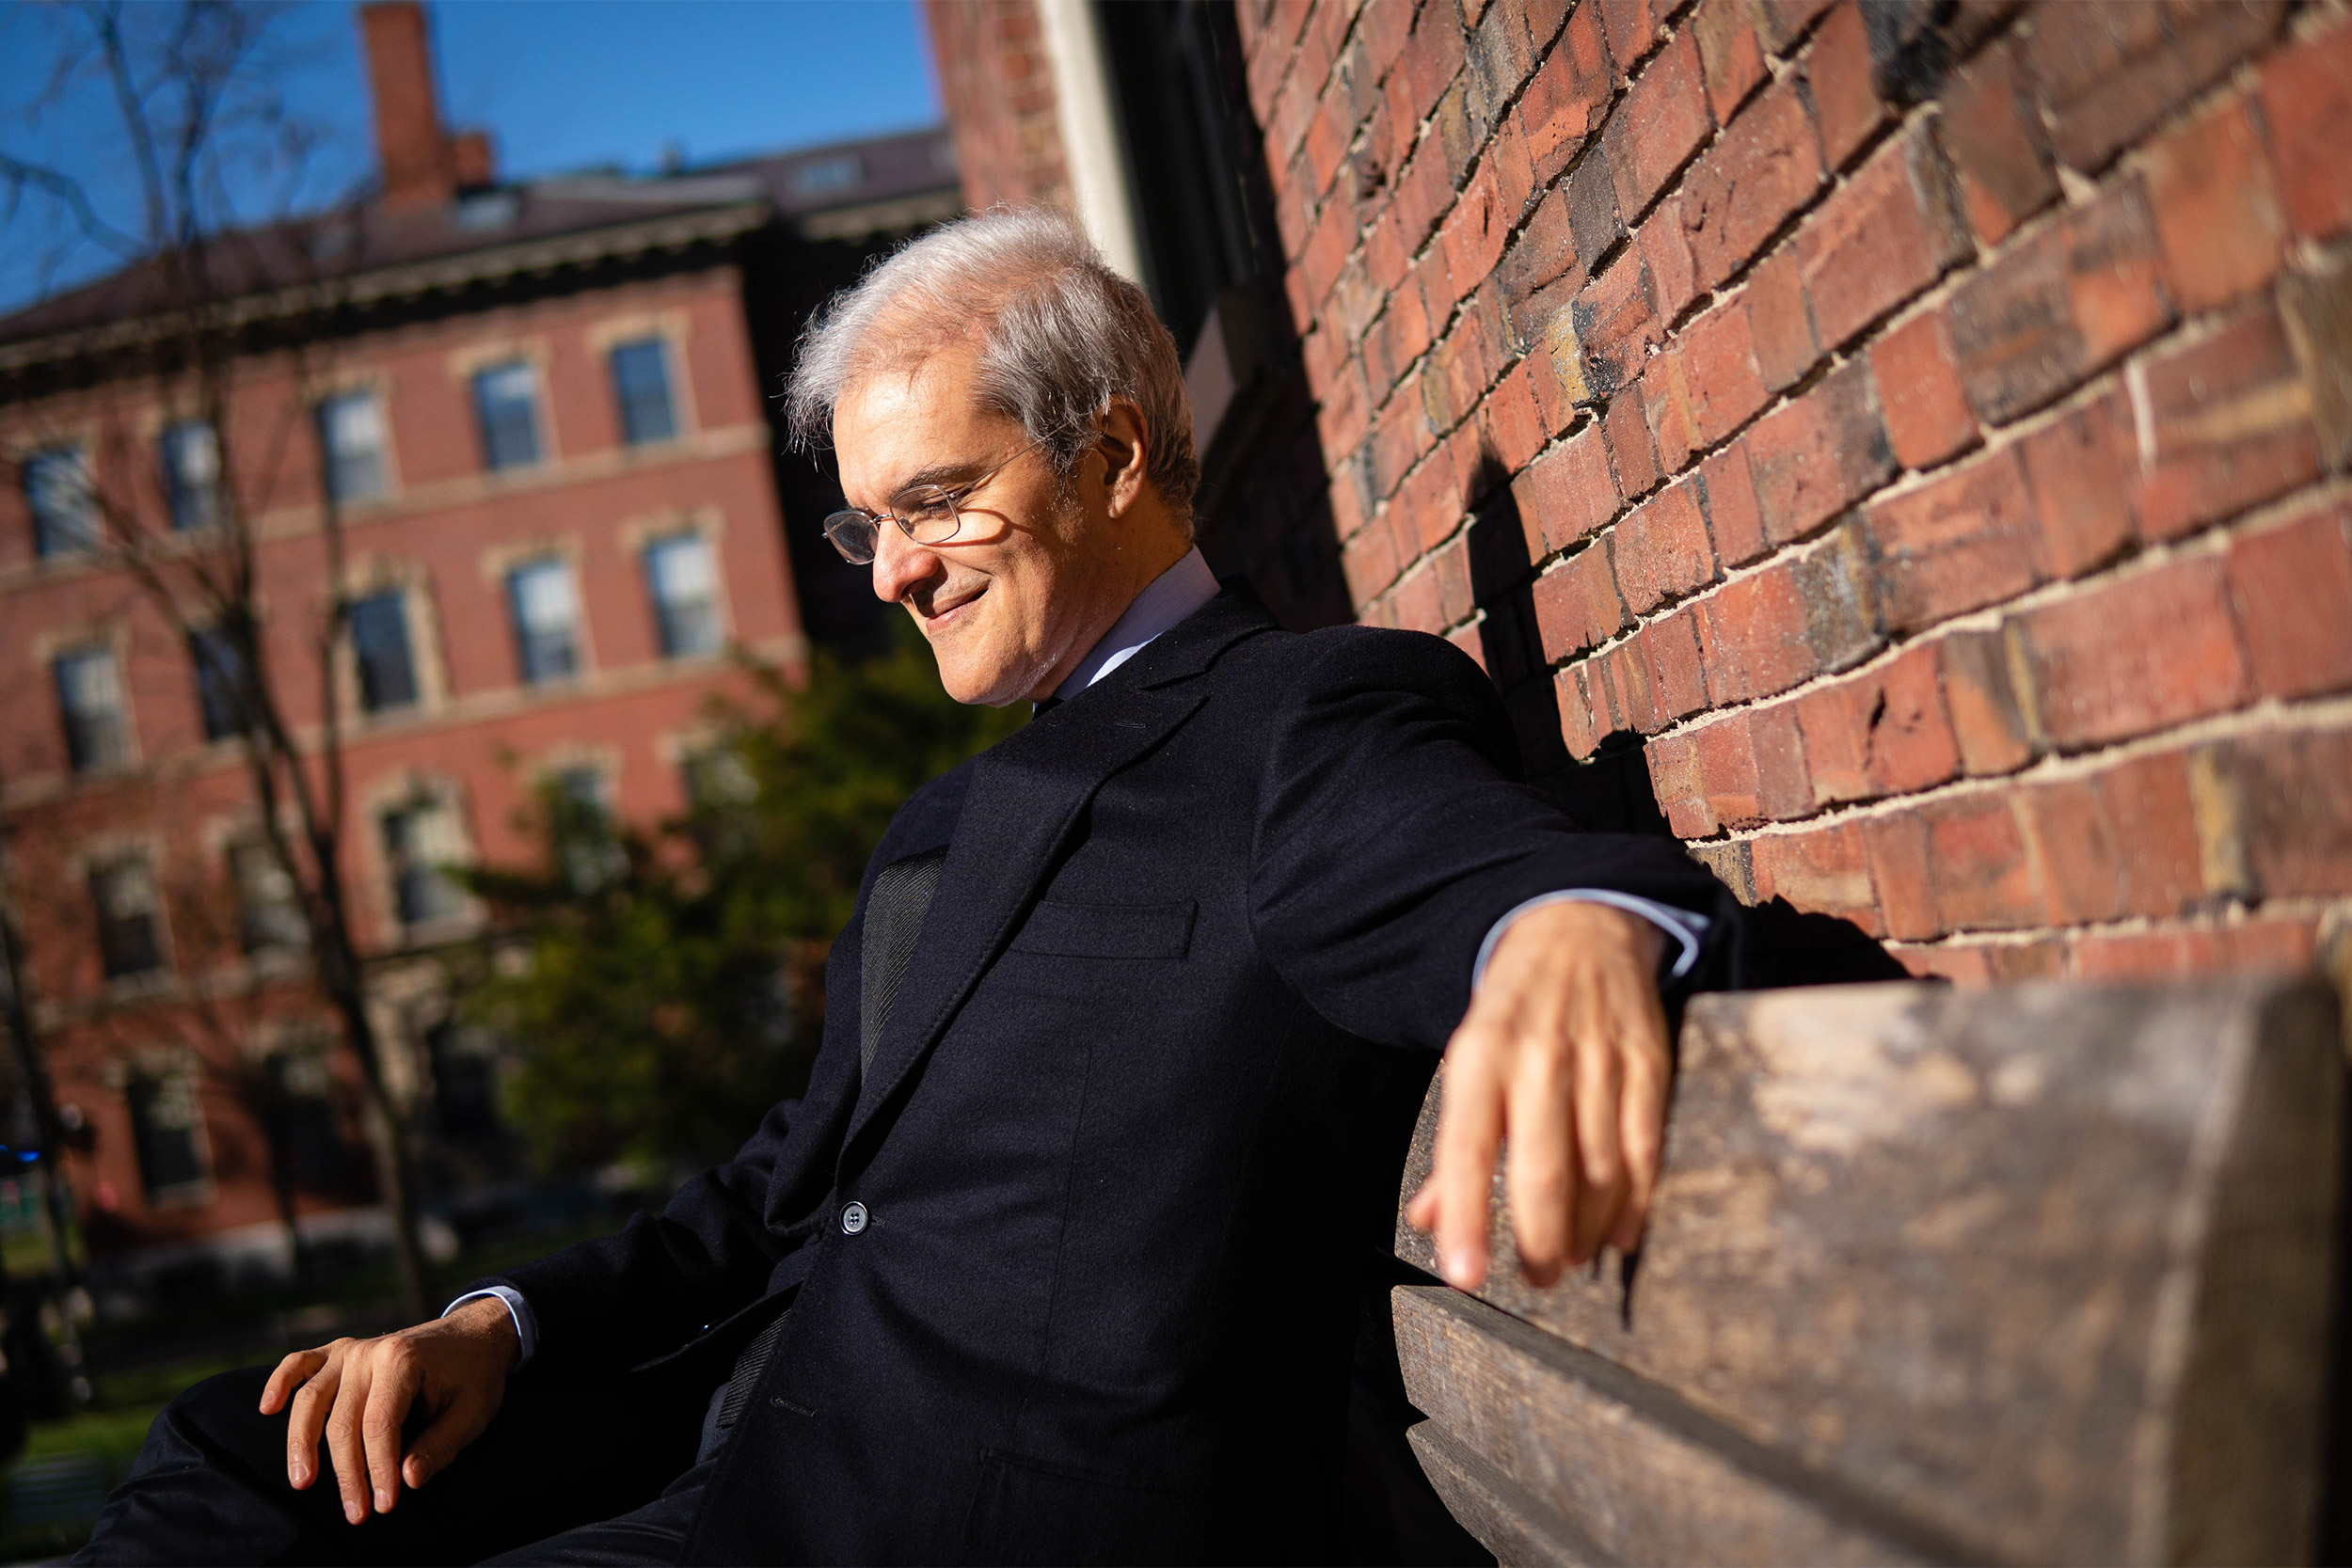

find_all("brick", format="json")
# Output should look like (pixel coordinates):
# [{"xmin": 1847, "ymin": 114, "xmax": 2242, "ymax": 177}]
[
  {"xmin": 2058, "ymin": 749, "xmax": 2207, "ymax": 921},
  {"xmin": 1862, "ymin": 446, "xmax": 2044, "ymax": 635},
  {"xmin": 1613, "ymin": 481, "xmax": 1718, "ymax": 612},
  {"xmin": 1500, "ymin": 190, "xmax": 1580, "ymax": 332},
  {"xmin": 1597, "ymin": 637, "xmax": 1661, "ymax": 733},
  {"xmin": 1692, "ymin": 0, "xmax": 1766, "ymax": 122},
  {"xmin": 2128, "ymin": 299, "xmax": 2320, "ymax": 543},
  {"xmin": 1531, "ymin": 544, "xmax": 1629, "ymax": 661},
  {"xmin": 1400, "ymin": 442, "xmax": 1466, "ymax": 554},
  {"xmin": 1695, "ymin": 439, "xmax": 1767, "ymax": 567},
  {"xmin": 1937, "ymin": 627, "xmax": 2034, "ymax": 776},
  {"xmin": 1640, "ymin": 347, "xmax": 1697, "ymax": 477},
  {"xmin": 2204, "ymin": 722, "xmax": 2352, "ymax": 900},
  {"xmin": 1513, "ymin": 419, "xmax": 1620, "ymax": 552},
  {"xmin": 2067, "ymin": 915, "xmax": 2319, "ymax": 983},
  {"xmin": 1642, "ymin": 609, "xmax": 1711, "ymax": 719},
  {"xmin": 1557, "ymin": 251, "xmax": 1661, "ymax": 404},
  {"xmin": 1750, "ymin": 701, "xmax": 1813, "ymax": 819},
  {"xmin": 1434, "ymin": 532, "xmax": 1477, "ymax": 625},
  {"xmin": 1465, "ymin": 0, "xmax": 1543, "ymax": 139},
  {"xmin": 2283, "ymin": 257, "xmax": 2352, "ymax": 471},
  {"xmin": 1343, "ymin": 518, "xmax": 1402, "ymax": 602},
  {"xmin": 1565, "ymin": 153, "xmax": 1629, "ymax": 277},
  {"xmin": 1558, "ymin": 665, "xmax": 1604, "ymax": 759},
  {"xmin": 1922, "ymin": 794, "xmax": 2038, "ymax": 932},
  {"xmin": 1858, "ymin": 811, "xmax": 1937, "ymax": 940},
  {"xmin": 2013, "ymin": 555, "xmax": 2252, "ymax": 752},
  {"xmin": 2015, "ymin": 392, "xmax": 2135, "ymax": 579},
  {"xmin": 1365, "ymin": 382, "xmax": 1423, "ymax": 501},
  {"xmin": 1742, "ymin": 246, "xmax": 1819, "ymax": 393},
  {"xmin": 1605, "ymin": 390, "xmax": 1662, "ymax": 499},
  {"xmin": 1695, "ymin": 562, "xmax": 1816, "ymax": 702},
  {"xmin": 1390, "ymin": 133, "xmax": 1454, "ymax": 255},
  {"xmin": 2226, "ymin": 502, "xmax": 2352, "ymax": 700},
  {"xmin": 2262, "ymin": 16, "xmax": 2352, "ymax": 242},
  {"xmin": 1679, "ymin": 78, "xmax": 1827, "ymax": 291},
  {"xmin": 1678, "ymin": 294, "xmax": 1772, "ymax": 449},
  {"xmin": 1801, "ymin": 1, "xmax": 1884, "ymax": 171},
  {"xmin": 1646, "ymin": 729, "xmax": 1711, "ymax": 833},
  {"xmin": 1391, "ymin": 561, "xmax": 1448, "ymax": 633},
  {"xmin": 1600, "ymin": 0, "xmax": 1666, "ymax": 77},
  {"xmin": 1937, "ymin": 37, "xmax": 2058, "ymax": 246},
  {"xmin": 1638, "ymin": 202, "xmax": 1700, "ymax": 326},
  {"xmin": 1394, "ymin": 0, "xmax": 1470, "ymax": 128},
  {"xmin": 1788, "ymin": 516, "xmax": 1883, "ymax": 674},
  {"xmin": 1797, "ymin": 122, "xmax": 1971, "ymax": 352},
  {"xmin": 1484, "ymin": 364, "xmax": 1549, "ymax": 476},
  {"xmin": 1754, "ymin": 0, "xmax": 1836, "ymax": 55},
  {"xmin": 1868, "ymin": 309, "xmax": 1977, "ymax": 470},
  {"xmin": 1794, "ymin": 643, "xmax": 1960, "ymax": 808},
  {"xmin": 1693, "ymin": 712, "xmax": 1766, "ymax": 828},
  {"xmin": 1524, "ymin": 333, "xmax": 1578, "ymax": 438},
  {"xmin": 1520, "ymin": 2, "xmax": 1617, "ymax": 185},
  {"xmin": 1756, "ymin": 820, "xmax": 1886, "ymax": 937},
  {"xmin": 2143, "ymin": 98, "xmax": 2286, "ymax": 316},
  {"xmin": 2027, "ymin": 0, "xmax": 2285, "ymax": 176},
  {"xmin": 1746, "ymin": 359, "xmax": 1896, "ymax": 546},
  {"xmin": 1946, "ymin": 179, "xmax": 2174, "ymax": 427},
  {"xmin": 1435, "ymin": 77, "xmax": 1480, "ymax": 189},
  {"xmin": 1603, "ymin": 29, "xmax": 1713, "ymax": 220},
  {"xmin": 1439, "ymin": 162, "xmax": 1514, "ymax": 305}
]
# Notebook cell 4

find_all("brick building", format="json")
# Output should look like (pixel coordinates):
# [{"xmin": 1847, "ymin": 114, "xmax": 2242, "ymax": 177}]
[
  {"xmin": 0, "ymin": 3, "xmax": 957, "ymax": 1286},
  {"xmin": 928, "ymin": 0, "xmax": 2352, "ymax": 986}
]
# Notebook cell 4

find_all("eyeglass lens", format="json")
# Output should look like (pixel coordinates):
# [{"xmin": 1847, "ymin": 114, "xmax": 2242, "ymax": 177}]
[{"xmin": 822, "ymin": 484, "xmax": 963, "ymax": 565}]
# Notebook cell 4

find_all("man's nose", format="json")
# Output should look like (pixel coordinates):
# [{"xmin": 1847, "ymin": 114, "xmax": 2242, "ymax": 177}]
[{"xmin": 869, "ymin": 523, "xmax": 936, "ymax": 606}]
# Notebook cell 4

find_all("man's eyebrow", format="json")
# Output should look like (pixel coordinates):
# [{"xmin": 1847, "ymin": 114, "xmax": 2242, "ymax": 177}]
[{"xmin": 886, "ymin": 459, "xmax": 987, "ymax": 503}]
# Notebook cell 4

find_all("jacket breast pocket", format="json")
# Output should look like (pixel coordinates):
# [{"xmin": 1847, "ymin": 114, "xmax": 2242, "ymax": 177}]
[{"xmin": 1007, "ymin": 897, "xmax": 1196, "ymax": 959}]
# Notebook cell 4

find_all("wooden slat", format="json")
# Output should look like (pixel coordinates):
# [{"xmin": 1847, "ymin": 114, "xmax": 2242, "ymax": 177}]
[
  {"xmin": 1393, "ymin": 979, "xmax": 2343, "ymax": 1565},
  {"xmin": 1405, "ymin": 1418, "xmax": 1610, "ymax": 1568},
  {"xmin": 1394, "ymin": 1285, "xmax": 1963, "ymax": 1565}
]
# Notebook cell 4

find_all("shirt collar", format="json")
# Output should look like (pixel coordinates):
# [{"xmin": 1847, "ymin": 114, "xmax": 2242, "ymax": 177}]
[{"xmin": 1050, "ymin": 546, "xmax": 1220, "ymax": 702}]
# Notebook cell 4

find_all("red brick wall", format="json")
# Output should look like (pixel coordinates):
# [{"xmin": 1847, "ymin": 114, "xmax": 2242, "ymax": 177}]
[
  {"xmin": 924, "ymin": 0, "xmax": 1073, "ymax": 213},
  {"xmin": 1200, "ymin": 0, "xmax": 2352, "ymax": 985}
]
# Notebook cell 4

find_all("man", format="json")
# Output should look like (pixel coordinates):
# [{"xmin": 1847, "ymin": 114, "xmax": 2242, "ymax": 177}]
[{"xmin": 82, "ymin": 211, "xmax": 1734, "ymax": 1564}]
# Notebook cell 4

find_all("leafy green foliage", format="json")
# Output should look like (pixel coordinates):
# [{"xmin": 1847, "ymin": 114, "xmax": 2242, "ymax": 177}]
[{"xmin": 455, "ymin": 626, "xmax": 1025, "ymax": 1176}]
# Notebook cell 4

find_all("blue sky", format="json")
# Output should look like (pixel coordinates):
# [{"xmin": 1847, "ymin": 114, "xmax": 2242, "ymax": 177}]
[{"xmin": 0, "ymin": 1, "xmax": 943, "ymax": 314}]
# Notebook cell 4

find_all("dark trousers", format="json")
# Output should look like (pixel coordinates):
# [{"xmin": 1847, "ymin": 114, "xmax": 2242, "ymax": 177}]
[{"xmin": 75, "ymin": 1364, "xmax": 711, "ymax": 1566}]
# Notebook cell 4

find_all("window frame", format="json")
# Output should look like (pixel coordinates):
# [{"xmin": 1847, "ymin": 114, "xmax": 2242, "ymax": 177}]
[
  {"xmin": 609, "ymin": 337, "xmax": 680, "ymax": 447},
  {"xmin": 315, "ymin": 389, "xmax": 389, "ymax": 505},
  {"xmin": 506, "ymin": 557, "xmax": 583, "ymax": 686},
  {"xmin": 24, "ymin": 444, "xmax": 98, "ymax": 559},
  {"xmin": 54, "ymin": 643, "xmax": 134, "ymax": 773},
  {"xmin": 379, "ymin": 791, "xmax": 469, "ymax": 934},
  {"xmin": 159, "ymin": 419, "xmax": 222, "ymax": 531},
  {"xmin": 88, "ymin": 854, "xmax": 167, "ymax": 982},
  {"xmin": 642, "ymin": 531, "xmax": 725, "ymax": 659},
  {"xmin": 471, "ymin": 359, "xmax": 545, "ymax": 472},
  {"xmin": 347, "ymin": 589, "xmax": 421, "ymax": 715}
]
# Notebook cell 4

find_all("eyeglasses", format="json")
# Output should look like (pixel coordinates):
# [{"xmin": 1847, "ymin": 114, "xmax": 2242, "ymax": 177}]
[{"xmin": 821, "ymin": 433, "xmax": 1057, "ymax": 565}]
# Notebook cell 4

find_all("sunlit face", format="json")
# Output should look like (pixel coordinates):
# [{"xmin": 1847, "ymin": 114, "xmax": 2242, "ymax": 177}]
[{"xmin": 833, "ymin": 343, "xmax": 1133, "ymax": 706}]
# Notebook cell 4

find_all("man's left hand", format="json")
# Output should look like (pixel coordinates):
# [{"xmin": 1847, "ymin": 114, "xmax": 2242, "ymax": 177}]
[{"xmin": 1405, "ymin": 900, "xmax": 1671, "ymax": 1289}]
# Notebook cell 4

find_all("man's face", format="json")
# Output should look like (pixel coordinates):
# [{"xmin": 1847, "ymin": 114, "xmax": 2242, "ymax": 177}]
[{"xmin": 834, "ymin": 343, "xmax": 1122, "ymax": 706}]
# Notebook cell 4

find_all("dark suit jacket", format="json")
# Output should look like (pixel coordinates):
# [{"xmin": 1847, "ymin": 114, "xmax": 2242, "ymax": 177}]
[{"xmin": 495, "ymin": 586, "xmax": 1738, "ymax": 1564}]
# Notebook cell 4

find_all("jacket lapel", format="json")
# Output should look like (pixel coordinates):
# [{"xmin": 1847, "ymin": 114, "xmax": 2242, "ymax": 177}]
[{"xmin": 840, "ymin": 585, "xmax": 1279, "ymax": 1153}]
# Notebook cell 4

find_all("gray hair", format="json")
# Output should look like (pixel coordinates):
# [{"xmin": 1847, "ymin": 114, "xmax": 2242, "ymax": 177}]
[{"xmin": 785, "ymin": 208, "xmax": 1200, "ymax": 521}]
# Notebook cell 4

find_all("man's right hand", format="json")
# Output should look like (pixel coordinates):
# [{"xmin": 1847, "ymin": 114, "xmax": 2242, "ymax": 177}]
[{"xmin": 259, "ymin": 1294, "xmax": 517, "ymax": 1524}]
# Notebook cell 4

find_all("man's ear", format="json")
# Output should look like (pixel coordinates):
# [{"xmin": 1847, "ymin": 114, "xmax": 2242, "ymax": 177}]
[{"xmin": 1095, "ymin": 398, "xmax": 1151, "ymax": 518}]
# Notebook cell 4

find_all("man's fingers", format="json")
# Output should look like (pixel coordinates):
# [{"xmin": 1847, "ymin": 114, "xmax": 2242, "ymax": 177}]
[
  {"xmin": 323, "ymin": 1358, "xmax": 374, "ymax": 1525},
  {"xmin": 1426, "ymin": 1028, "xmax": 1508, "ymax": 1289},
  {"xmin": 1611, "ymin": 1037, "xmax": 1669, "ymax": 1254},
  {"xmin": 281, "ymin": 1353, "xmax": 340, "ymax": 1489},
  {"xmin": 360, "ymin": 1342, "xmax": 421, "ymax": 1516},
  {"xmin": 1569, "ymin": 1034, "xmax": 1628, "ymax": 1264},
  {"xmin": 401, "ymin": 1390, "xmax": 494, "ymax": 1491},
  {"xmin": 1502, "ymin": 1041, "xmax": 1575, "ymax": 1287},
  {"xmin": 262, "ymin": 1349, "xmax": 327, "ymax": 1418}
]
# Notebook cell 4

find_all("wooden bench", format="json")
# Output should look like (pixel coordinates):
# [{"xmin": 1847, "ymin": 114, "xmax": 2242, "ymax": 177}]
[{"xmin": 1391, "ymin": 978, "xmax": 2344, "ymax": 1565}]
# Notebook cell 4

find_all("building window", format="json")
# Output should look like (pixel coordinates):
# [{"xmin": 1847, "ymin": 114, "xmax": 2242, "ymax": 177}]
[
  {"xmin": 317, "ymin": 391, "xmax": 388, "ymax": 503},
  {"xmin": 230, "ymin": 840, "xmax": 307, "ymax": 955},
  {"xmin": 24, "ymin": 445, "xmax": 96, "ymax": 557},
  {"xmin": 472, "ymin": 361, "xmax": 542, "ymax": 470},
  {"xmin": 189, "ymin": 628, "xmax": 248, "ymax": 742},
  {"xmin": 550, "ymin": 766, "xmax": 623, "ymax": 891},
  {"xmin": 262, "ymin": 1049, "xmax": 346, "ymax": 1189},
  {"xmin": 610, "ymin": 339, "xmax": 677, "ymax": 446},
  {"xmin": 89, "ymin": 857, "xmax": 166, "ymax": 980},
  {"xmin": 159, "ymin": 420, "xmax": 221, "ymax": 531},
  {"xmin": 54, "ymin": 645, "xmax": 132, "ymax": 772},
  {"xmin": 644, "ymin": 533, "xmax": 721, "ymax": 657},
  {"xmin": 381, "ymin": 796, "xmax": 465, "ymax": 929},
  {"xmin": 424, "ymin": 1022, "xmax": 501, "ymax": 1141},
  {"xmin": 507, "ymin": 559, "xmax": 580, "ymax": 684},
  {"xmin": 348, "ymin": 591, "xmax": 419, "ymax": 713},
  {"xmin": 126, "ymin": 1069, "xmax": 208, "ymax": 1201}
]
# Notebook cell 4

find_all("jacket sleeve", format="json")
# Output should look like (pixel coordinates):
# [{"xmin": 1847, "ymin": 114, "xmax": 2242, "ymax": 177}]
[
  {"xmin": 485, "ymin": 763, "xmax": 976, "ymax": 1374},
  {"xmin": 1247, "ymin": 626, "xmax": 1739, "ymax": 1053}
]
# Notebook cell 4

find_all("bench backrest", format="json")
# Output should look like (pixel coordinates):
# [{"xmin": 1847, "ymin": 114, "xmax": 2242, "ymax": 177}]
[{"xmin": 1391, "ymin": 978, "xmax": 2344, "ymax": 1565}]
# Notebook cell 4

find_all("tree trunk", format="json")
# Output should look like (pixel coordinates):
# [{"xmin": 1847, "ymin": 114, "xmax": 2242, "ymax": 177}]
[{"xmin": 312, "ymin": 919, "xmax": 428, "ymax": 1322}]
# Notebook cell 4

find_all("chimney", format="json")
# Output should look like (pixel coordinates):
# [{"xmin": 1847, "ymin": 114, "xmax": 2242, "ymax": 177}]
[{"xmin": 359, "ymin": 3, "xmax": 495, "ymax": 210}]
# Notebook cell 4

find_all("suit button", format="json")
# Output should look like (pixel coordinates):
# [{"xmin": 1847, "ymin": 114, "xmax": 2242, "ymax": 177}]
[{"xmin": 839, "ymin": 1200, "xmax": 868, "ymax": 1235}]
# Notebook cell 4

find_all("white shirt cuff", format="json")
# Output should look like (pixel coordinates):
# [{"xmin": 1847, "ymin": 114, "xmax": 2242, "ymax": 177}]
[
  {"xmin": 1472, "ymin": 891, "xmax": 1711, "ymax": 990},
  {"xmin": 444, "ymin": 1284, "xmax": 537, "ymax": 1370}
]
